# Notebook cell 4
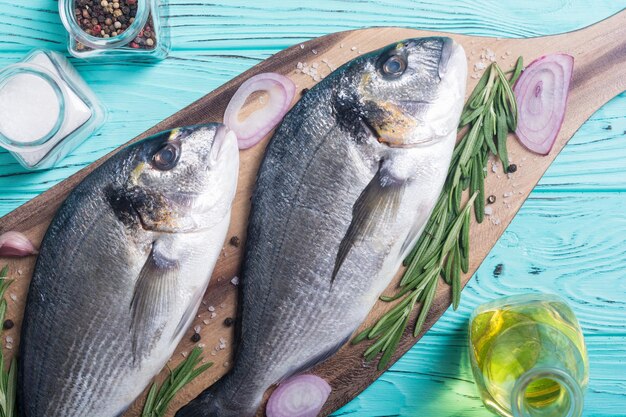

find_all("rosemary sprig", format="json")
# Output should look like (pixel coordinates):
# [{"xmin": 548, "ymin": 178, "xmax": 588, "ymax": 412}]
[
  {"xmin": 0, "ymin": 266, "xmax": 16, "ymax": 417},
  {"xmin": 141, "ymin": 347, "xmax": 212, "ymax": 417},
  {"xmin": 355, "ymin": 59, "xmax": 524, "ymax": 370}
]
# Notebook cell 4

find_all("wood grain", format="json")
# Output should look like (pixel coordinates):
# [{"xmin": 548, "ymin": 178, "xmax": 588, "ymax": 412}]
[{"xmin": 0, "ymin": 6, "xmax": 624, "ymax": 417}]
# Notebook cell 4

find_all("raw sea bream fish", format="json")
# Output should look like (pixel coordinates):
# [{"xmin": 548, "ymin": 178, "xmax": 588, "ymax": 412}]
[
  {"xmin": 18, "ymin": 124, "xmax": 239, "ymax": 417},
  {"xmin": 177, "ymin": 36, "xmax": 467, "ymax": 417}
]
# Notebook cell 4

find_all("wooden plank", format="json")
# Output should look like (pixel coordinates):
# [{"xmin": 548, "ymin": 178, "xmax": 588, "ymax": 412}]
[{"xmin": 0, "ymin": 7, "xmax": 625, "ymax": 417}]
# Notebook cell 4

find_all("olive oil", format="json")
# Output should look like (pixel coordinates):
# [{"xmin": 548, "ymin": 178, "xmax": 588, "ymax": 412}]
[{"xmin": 469, "ymin": 294, "xmax": 588, "ymax": 417}]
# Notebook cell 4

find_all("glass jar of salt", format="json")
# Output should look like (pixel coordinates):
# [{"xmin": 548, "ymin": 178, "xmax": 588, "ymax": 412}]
[
  {"xmin": 0, "ymin": 50, "xmax": 104, "ymax": 170},
  {"xmin": 59, "ymin": 0, "xmax": 170, "ymax": 60}
]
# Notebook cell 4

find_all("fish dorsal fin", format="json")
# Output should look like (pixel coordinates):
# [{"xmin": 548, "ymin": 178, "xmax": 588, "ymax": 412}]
[
  {"xmin": 331, "ymin": 164, "xmax": 405, "ymax": 285},
  {"xmin": 130, "ymin": 240, "xmax": 179, "ymax": 362}
]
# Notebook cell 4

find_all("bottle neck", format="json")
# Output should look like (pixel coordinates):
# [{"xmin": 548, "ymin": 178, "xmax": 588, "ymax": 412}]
[{"xmin": 511, "ymin": 367, "xmax": 583, "ymax": 417}]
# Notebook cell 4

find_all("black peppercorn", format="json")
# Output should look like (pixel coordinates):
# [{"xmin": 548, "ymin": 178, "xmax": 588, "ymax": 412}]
[
  {"xmin": 223, "ymin": 317, "xmax": 234, "ymax": 327},
  {"xmin": 3, "ymin": 319, "xmax": 14, "ymax": 330},
  {"xmin": 507, "ymin": 164, "xmax": 518, "ymax": 173},
  {"xmin": 229, "ymin": 236, "xmax": 240, "ymax": 248},
  {"xmin": 191, "ymin": 332, "xmax": 201, "ymax": 343},
  {"xmin": 487, "ymin": 195, "xmax": 496, "ymax": 204}
]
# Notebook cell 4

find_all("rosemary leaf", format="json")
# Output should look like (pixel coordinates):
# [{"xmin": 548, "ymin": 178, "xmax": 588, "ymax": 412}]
[
  {"xmin": 496, "ymin": 110, "xmax": 510, "ymax": 169},
  {"xmin": 452, "ymin": 242, "xmax": 462, "ymax": 310},
  {"xmin": 413, "ymin": 276, "xmax": 439, "ymax": 337},
  {"xmin": 0, "ymin": 265, "xmax": 15, "ymax": 417},
  {"xmin": 482, "ymin": 109, "xmax": 497, "ymax": 156},
  {"xmin": 510, "ymin": 56, "xmax": 524, "ymax": 86},
  {"xmin": 473, "ymin": 157, "xmax": 485, "ymax": 223}
]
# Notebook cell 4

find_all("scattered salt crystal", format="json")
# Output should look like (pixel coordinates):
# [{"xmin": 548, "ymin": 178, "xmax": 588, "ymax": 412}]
[
  {"xmin": 231, "ymin": 276, "xmax": 240, "ymax": 286},
  {"xmin": 474, "ymin": 61, "xmax": 486, "ymax": 71},
  {"xmin": 6, "ymin": 336, "xmax": 13, "ymax": 344},
  {"xmin": 218, "ymin": 338, "xmax": 227, "ymax": 350},
  {"xmin": 211, "ymin": 351, "xmax": 216, "ymax": 356},
  {"xmin": 181, "ymin": 352, "xmax": 188, "ymax": 358},
  {"xmin": 503, "ymin": 192, "xmax": 513, "ymax": 198},
  {"xmin": 484, "ymin": 48, "xmax": 496, "ymax": 62},
  {"xmin": 220, "ymin": 303, "xmax": 225, "ymax": 308},
  {"xmin": 224, "ymin": 362, "xmax": 230, "ymax": 367},
  {"xmin": 300, "ymin": 44, "xmax": 305, "ymax": 49},
  {"xmin": 194, "ymin": 325, "xmax": 201, "ymax": 333},
  {"xmin": 296, "ymin": 62, "xmax": 303, "ymax": 70},
  {"xmin": 484, "ymin": 206, "xmax": 493, "ymax": 216},
  {"xmin": 312, "ymin": 49, "xmax": 318, "ymax": 55},
  {"xmin": 491, "ymin": 162, "xmax": 498, "ymax": 173},
  {"xmin": 259, "ymin": 96, "xmax": 265, "ymax": 104},
  {"xmin": 311, "ymin": 63, "xmax": 319, "ymax": 69},
  {"xmin": 210, "ymin": 312, "xmax": 217, "ymax": 319},
  {"xmin": 203, "ymin": 319, "xmax": 210, "ymax": 325},
  {"xmin": 340, "ymin": 43, "xmax": 344, "ymax": 48},
  {"xmin": 198, "ymin": 343, "xmax": 206, "ymax": 348},
  {"xmin": 351, "ymin": 46, "xmax": 357, "ymax": 51},
  {"xmin": 490, "ymin": 216, "xmax": 501, "ymax": 225},
  {"xmin": 208, "ymin": 305, "xmax": 215, "ymax": 312},
  {"xmin": 201, "ymin": 300, "xmax": 207, "ymax": 306},
  {"xmin": 9, "ymin": 294, "xmax": 16, "ymax": 302},
  {"xmin": 17, "ymin": 269, "xmax": 22, "ymax": 276}
]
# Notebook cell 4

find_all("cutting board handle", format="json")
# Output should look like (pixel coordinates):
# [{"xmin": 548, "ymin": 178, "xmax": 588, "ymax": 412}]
[{"xmin": 553, "ymin": 10, "xmax": 626, "ymax": 120}]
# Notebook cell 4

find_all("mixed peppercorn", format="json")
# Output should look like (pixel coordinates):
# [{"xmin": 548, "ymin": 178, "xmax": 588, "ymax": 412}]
[{"xmin": 74, "ymin": 0, "xmax": 156, "ymax": 50}]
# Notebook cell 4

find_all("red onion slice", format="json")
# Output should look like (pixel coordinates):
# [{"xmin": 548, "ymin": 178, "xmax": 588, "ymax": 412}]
[
  {"xmin": 0, "ymin": 231, "xmax": 38, "ymax": 257},
  {"xmin": 513, "ymin": 53, "xmax": 574, "ymax": 155},
  {"xmin": 224, "ymin": 73, "xmax": 296, "ymax": 150},
  {"xmin": 266, "ymin": 374, "xmax": 331, "ymax": 417}
]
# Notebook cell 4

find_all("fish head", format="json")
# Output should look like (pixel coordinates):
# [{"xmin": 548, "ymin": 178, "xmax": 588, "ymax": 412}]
[
  {"xmin": 121, "ymin": 124, "xmax": 239, "ymax": 233},
  {"xmin": 343, "ymin": 37, "xmax": 467, "ymax": 147}
]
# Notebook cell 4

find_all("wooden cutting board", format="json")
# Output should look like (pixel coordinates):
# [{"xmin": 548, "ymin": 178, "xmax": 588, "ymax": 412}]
[{"xmin": 0, "ymin": 10, "xmax": 624, "ymax": 417}]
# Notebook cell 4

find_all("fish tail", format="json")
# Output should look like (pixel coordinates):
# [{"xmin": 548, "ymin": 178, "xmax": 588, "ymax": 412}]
[{"xmin": 175, "ymin": 375, "xmax": 261, "ymax": 417}]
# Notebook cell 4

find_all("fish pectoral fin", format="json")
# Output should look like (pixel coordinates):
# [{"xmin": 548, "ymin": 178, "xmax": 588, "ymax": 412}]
[
  {"xmin": 171, "ymin": 287, "xmax": 204, "ymax": 344},
  {"xmin": 130, "ymin": 241, "xmax": 179, "ymax": 361},
  {"xmin": 332, "ymin": 167, "xmax": 404, "ymax": 284}
]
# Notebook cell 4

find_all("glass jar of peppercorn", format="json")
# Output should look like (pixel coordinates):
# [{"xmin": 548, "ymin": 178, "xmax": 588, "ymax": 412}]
[{"xmin": 59, "ymin": 0, "xmax": 170, "ymax": 59}]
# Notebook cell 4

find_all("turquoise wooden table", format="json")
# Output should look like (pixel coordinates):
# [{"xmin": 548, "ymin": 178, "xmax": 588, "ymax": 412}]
[{"xmin": 1, "ymin": 1, "xmax": 626, "ymax": 416}]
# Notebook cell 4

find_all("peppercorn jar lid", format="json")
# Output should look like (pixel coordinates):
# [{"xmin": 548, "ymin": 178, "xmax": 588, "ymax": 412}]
[
  {"xmin": 59, "ymin": 0, "xmax": 150, "ymax": 51},
  {"xmin": 0, "ymin": 63, "xmax": 67, "ymax": 150}
]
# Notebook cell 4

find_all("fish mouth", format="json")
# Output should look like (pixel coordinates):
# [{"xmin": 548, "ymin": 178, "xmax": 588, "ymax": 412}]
[
  {"xmin": 208, "ymin": 125, "xmax": 237, "ymax": 168},
  {"xmin": 438, "ymin": 37, "xmax": 455, "ymax": 79}
]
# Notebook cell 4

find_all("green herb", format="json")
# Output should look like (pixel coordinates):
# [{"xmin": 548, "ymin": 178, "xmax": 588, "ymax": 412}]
[
  {"xmin": 0, "ymin": 265, "xmax": 16, "ymax": 417},
  {"xmin": 354, "ymin": 58, "xmax": 524, "ymax": 370},
  {"xmin": 141, "ymin": 347, "xmax": 212, "ymax": 417}
]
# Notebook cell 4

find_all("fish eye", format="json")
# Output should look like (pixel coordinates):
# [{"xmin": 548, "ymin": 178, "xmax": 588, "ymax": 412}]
[
  {"xmin": 152, "ymin": 143, "xmax": 180, "ymax": 171},
  {"xmin": 382, "ymin": 54, "xmax": 407, "ymax": 77}
]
